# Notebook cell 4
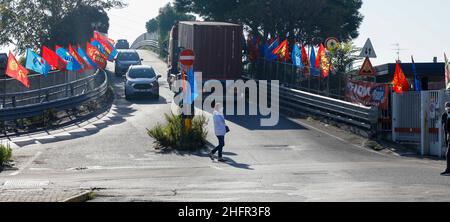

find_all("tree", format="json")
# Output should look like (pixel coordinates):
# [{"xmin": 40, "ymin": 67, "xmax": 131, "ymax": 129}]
[
  {"xmin": 146, "ymin": 18, "xmax": 158, "ymax": 33},
  {"xmin": 146, "ymin": 3, "xmax": 195, "ymax": 58},
  {"xmin": 0, "ymin": 0, "xmax": 126, "ymax": 54},
  {"xmin": 47, "ymin": 5, "xmax": 110, "ymax": 48},
  {"xmin": 174, "ymin": 0, "xmax": 364, "ymax": 44},
  {"xmin": 328, "ymin": 42, "xmax": 362, "ymax": 74}
]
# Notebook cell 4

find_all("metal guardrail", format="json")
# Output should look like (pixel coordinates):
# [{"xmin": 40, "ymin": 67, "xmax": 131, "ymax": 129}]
[
  {"xmin": 0, "ymin": 69, "xmax": 108, "ymax": 122},
  {"xmin": 242, "ymin": 75, "xmax": 378, "ymax": 132},
  {"xmin": 277, "ymin": 85, "xmax": 378, "ymax": 131},
  {"xmin": 131, "ymin": 39, "xmax": 159, "ymax": 50}
]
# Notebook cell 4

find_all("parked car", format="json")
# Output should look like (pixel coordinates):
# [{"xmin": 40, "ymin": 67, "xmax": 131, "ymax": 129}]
[
  {"xmin": 115, "ymin": 39, "xmax": 130, "ymax": 49},
  {"xmin": 114, "ymin": 50, "xmax": 142, "ymax": 76},
  {"xmin": 0, "ymin": 53, "xmax": 7, "ymax": 77},
  {"xmin": 124, "ymin": 65, "xmax": 162, "ymax": 100}
]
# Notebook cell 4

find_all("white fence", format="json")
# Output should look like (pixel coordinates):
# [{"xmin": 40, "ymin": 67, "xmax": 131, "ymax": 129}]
[{"xmin": 392, "ymin": 90, "xmax": 449, "ymax": 157}]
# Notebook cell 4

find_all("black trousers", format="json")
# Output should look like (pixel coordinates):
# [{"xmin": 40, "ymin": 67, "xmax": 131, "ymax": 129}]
[
  {"xmin": 447, "ymin": 142, "xmax": 450, "ymax": 172},
  {"xmin": 211, "ymin": 136, "xmax": 225, "ymax": 159}
]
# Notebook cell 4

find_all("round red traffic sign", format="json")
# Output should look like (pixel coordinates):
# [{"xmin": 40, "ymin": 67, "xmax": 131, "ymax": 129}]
[{"xmin": 179, "ymin": 49, "xmax": 195, "ymax": 67}]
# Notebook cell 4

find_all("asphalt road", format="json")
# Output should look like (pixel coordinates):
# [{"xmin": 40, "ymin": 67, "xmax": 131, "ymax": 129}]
[{"xmin": 1, "ymin": 50, "xmax": 449, "ymax": 202}]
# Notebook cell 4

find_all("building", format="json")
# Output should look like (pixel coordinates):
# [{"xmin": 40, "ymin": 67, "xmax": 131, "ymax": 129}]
[{"xmin": 374, "ymin": 62, "xmax": 446, "ymax": 90}]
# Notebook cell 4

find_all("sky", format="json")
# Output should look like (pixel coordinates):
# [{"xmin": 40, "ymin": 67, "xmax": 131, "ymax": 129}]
[{"xmin": 2, "ymin": 0, "xmax": 450, "ymax": 66}]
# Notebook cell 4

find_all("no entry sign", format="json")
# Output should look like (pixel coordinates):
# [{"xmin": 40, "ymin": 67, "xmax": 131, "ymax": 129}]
[{"xmin": 179, "ymin": 49, "xmax": 195, "ymax": 67}]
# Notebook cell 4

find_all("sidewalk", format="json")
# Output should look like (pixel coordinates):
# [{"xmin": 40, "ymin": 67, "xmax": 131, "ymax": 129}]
[{"xmin": 0, "ymin": 188, "xmax": 93, "ymax": 202}]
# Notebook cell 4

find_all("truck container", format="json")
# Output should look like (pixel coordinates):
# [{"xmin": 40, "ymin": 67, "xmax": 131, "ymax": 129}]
[{"xmin": 168, "ymin": 21, "xmax": 243, "ymax": 82}]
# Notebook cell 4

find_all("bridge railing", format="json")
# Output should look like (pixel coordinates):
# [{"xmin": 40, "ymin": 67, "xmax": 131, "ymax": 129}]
[{"xmin": 0, "ymin": 69, "xmax": 108, "ymax": 122}]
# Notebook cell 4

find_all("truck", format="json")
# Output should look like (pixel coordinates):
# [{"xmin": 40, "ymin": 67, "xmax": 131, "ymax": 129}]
[{"xmin": 167, "ymin": 21, "xmax": 243, "ymax": 92}]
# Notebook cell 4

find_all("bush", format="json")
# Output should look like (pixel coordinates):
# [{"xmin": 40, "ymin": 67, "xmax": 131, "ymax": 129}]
[
  {"xmin": 0, "ymin": 142, "xmax": 12, "ymax": 165},
  {"xmin": 148, "ymin": 114, "xmax": 208, "ymax": 151}
]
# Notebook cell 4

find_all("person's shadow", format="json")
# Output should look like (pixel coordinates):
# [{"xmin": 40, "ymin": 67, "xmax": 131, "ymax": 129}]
[{"xmin": 221, "ymin": 156, "xmax": 254, "ymax": 170}]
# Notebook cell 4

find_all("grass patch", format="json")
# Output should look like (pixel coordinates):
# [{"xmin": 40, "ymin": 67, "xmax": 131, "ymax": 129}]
[
  {"xmin": 0, "ymin": 142, "xmax": 12, "ymax": 166},
  {"xmin": 147, "ymin": 114, "xmax": 208, "ymax": 151}
]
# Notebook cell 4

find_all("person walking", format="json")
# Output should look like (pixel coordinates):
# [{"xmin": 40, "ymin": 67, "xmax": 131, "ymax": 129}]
[
  {"xmin": 441, "ymin": 102, "xmax": 450, "ymax": 176},
  {"xmin": 210, "ymin": 103, "xmax": 229, "ymax": 162}
]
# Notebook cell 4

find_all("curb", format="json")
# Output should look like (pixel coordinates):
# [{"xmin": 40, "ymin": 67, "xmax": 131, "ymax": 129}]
[{"xmin": 61, "ymin": 191, "xmax": 95, "ymax": 203}]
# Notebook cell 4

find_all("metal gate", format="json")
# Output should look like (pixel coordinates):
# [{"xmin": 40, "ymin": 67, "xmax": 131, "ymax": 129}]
[
  {"xmin": 392, "ymin": 90, "xmax": 448, "ymax": 157},
  {"xmin": 392, "ymin": 91, "xmax": 421, "ymax": 143}
]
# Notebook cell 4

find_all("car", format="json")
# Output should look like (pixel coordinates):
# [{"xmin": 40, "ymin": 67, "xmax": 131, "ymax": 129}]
[
  {"xmin": 0, "ymin": 53, "xmax": 7, "ymax": 77},
  {"xmin": 114, "ymin": 50, "xmax": 143, "ymax": 76},
  {"xmin": 124, "ymin": 65, "xmax": 162, "ymax": 100},
  {"xmin": 115, "ymin": 39, "xmax": 130, "ymax": 49}
]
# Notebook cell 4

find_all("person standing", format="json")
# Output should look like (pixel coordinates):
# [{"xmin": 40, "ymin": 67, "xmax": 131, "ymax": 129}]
[
  {"xmin": 441, "ymin": 102, "xmax": 450, "ymax": 176},
  {"xmin": 210, "ymin": 103, "xmax": 228, "ymax": 162}
]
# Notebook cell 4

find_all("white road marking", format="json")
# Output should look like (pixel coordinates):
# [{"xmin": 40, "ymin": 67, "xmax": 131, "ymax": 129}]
[{"xmin": 10, "ymin": 151, "xmax": 43, "ymax": 176}]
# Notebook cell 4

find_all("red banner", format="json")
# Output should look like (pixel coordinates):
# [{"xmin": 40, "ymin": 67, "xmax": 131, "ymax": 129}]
[{"xmin": 346, "ymin": 79, "xmax": 388, "ymax": 107}]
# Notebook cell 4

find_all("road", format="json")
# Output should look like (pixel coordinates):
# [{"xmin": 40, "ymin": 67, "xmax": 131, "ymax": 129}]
[{"xmin": 1, "ymin": 50, "xmax": 449, "ymax": 202}]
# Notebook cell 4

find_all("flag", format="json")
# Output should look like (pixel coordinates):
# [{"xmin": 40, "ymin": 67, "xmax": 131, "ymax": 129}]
[
  {"xmin": 93, "ymin": 31, "xmax": 117, "ymax": 60},
  {"xmin": 292, "ymin": 43, "xmax": 303, "ymax": 68},
  {"xmin": 411, "ymin": 56, "xmax": 421, "ymax": 91},
  {"xmin": 86, "ymin": 42, "xmax": 107, "ymax": 69},
  {"xmin": 260, "ymin": 41, "xmax": 269, "ymax": 59},
  {"xmin": 301, "ymin": 44, "xmax": 310, "ymax": 75},
  {"xmin": 77, "ymin": 46, "xmax": 98, "ymax": 70},
  {"xmin": 272, "ymin": 39, "xmax": 290, "ymax": 62},
  {"xmin": 316, "ymin": 43, "xmax": 331, "ymax": 78},
  {"xmin": 55, "ymin": 45, "xmax": 82, "ymax": 71},
  {"xmin": 445, "ymin": 53, "xmax": 450, "ymax": 90},
  {"xmin": 310, "ymin": 46, "xmax": 319, "ymax": 76},
  {"xmin": 42, "ymin": 46, "xmax": 67, "ymax": 71},
  {"xmin": 25, "ymin": 48, "xmax": 51, "ymax": 77},
  {"xmin": 69, "ymin": 44, "xmax": 92, "ymax": 71},
  {"xmin": 247, "ymin": 35, "xmax": 260, "ymax": 62},
  {"xmin": 265, "ymin": 38, "xmax": 279, "ymax": 61},
  {"xmin": 392, "ymin": 62, "xmax": 410, "ymax": 93},
  {"xmin": 6, "ymin": 52, "xmax": 30, "ymax": 88},
  {"xmin": 90, "ymin": 40, "xmax": 108, "ymax": 57},
  {"xmin": 184, "ymin": 66, "xmax": 199, "ymax": 105}
]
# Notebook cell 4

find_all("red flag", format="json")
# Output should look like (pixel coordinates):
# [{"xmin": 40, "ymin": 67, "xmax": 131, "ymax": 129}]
[
  {"xmin": 301, "ymin": 43, "xmax": 310, "ymax": 76},
  {"xmin": 86, "ymin": 42, "xmax": 107, "ymax": 69},
  {"xmin": 69, "ymin": 44, "xmax": 93, "ymax": 72},
  {"xmin": 42, "ymin": 46, "xmax": 67, "ymax": 71},
  {"xmin": 316, "ymin": 43, "xmax": 331, "ymax": 78},
  {"xmin": 94, "ymin": 31, "xmax": 115, "ymax": 46},
  {"xmin": 272, "ymin": 39, "xmax": 290, "ymax": 62},
  {"xmin": 392, "ymin": 62, "xmax": 410, "ymax": 93},
  {"xmin": 6, "ymin": 52, "xmax": 30, "ymax": 88}
]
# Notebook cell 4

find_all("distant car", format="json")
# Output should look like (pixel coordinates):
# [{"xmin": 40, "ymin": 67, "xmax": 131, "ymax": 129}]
[
  {"xmin": 124, "ymin": 65, "xmax": 162, "ymax": 100},
  {"xmin": 114, "ymin": 50, "xmax": 142, "ymax": 76},
  {"xmin": 115, "ymin": 39, "xmax": 130, "ymax": 49},
  {"xmin": 0, "ymin": 53, "xmax": 7, "ymax": 77}
]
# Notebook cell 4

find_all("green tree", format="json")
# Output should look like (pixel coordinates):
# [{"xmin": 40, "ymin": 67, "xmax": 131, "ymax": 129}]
[
  {"xmin": 47, "ymin": 5, "xmax": 110, "ymax": 48},
  {"xmin": 328, "ymin": 42, "xmax": 362, "ymax": 74},
  {"xmin": 174, "ymin": 0, "xmax": 364, "ymax": 44},
  {"xmin": 147, "ymin": 3, "xmax": 195, "ymax": 58},
  {"xmin": 146, "ymin": 18, "xmax": 158, "ymax": 33},
  {"xmin": 0, "ymin": 0, "xmax": 125, "ymax": 54}
]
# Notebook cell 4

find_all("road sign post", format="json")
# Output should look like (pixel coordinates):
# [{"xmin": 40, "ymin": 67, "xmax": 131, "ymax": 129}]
[{"xmin": 179, "ymin": 49, "xmax": 196, "ymax": 131}]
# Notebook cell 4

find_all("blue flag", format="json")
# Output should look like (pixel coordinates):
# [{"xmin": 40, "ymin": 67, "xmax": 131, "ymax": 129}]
[
  {"xmin": 77, "ymin": 47, "xmax": 98, "ymax": 70},
  {"xmin": 25, "ymin": 48, "xmax": 51, "ymax": 77},
  {"xmin": 411, "ymin": 56, "xmax": 421, "ymax": 91},
  {"xmin": 184, "ymin": 66, "xmax": 199, "ymax": 105},
  {"xmin": 310, "ymin": 47, "xmax": 319, "ymax": 76},
  {"xmin": 292, "ymin": 43, "xmax": 303, "ymax": 68},
  {"xmin": 56, "ymin": 47, "xmax": 82, "ymax": 71},
  {"xmin": 259, "ymin": 41, "xmax": 267, "ymax": 59},
  {"xmin": 265, "ymin": 39, "xmax": 279, "ymax": 61},
  {"xmin": 107, "ymin": 42, "xmax": 118, "ymax": 61},
  {"xmin": 90, "ymin": 40, "xmax": 106, "ymax": 55}
]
